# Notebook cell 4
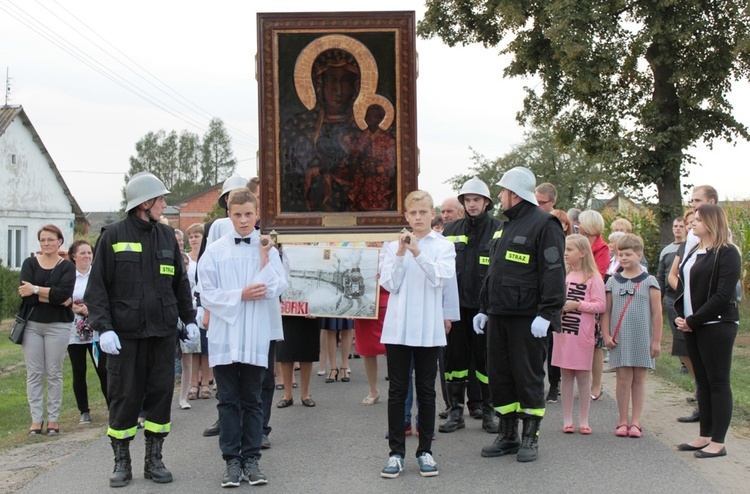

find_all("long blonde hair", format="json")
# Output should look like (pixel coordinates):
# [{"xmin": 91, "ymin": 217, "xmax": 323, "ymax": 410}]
[
  {"xmin": 566, "ymin": 234, "xmax": 599, "ymax": 281},
  {"xmin": 695, "ymin": 204, "xmax": 730, "ymax": 250}
]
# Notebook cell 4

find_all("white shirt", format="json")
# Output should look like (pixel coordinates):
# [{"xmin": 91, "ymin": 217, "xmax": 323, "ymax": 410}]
[
  {"xmin": 380, "ymin": 231, "xmax": 457, "ymax": 347},
  {"xmin": 207, "ymin": 217, "xmax": 234, "ymax": 245},
  {"xmin": 198, "ymin": 229, "xmax": 287, "ymax": 368}
]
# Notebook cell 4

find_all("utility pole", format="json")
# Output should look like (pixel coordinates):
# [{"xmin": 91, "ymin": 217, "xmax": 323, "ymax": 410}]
[{"xmin": 4, "ymin": 68, "xmax": 11, "ymax": 106}]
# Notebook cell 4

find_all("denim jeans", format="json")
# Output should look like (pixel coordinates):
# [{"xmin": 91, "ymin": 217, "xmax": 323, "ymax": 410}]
[{"xmin": 213, "ymin": 362, "xmax": 264, "ymax": 461}]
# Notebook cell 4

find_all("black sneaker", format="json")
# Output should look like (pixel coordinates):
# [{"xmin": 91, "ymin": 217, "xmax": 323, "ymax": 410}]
[
  {"xmin": 221, "ymin": 458, "xmax": 242, "ymax": 488},
  {"xmin": 546, "ymin": 386, "xmax": 559, "ymax": 404},
  {"xmin": 242, "ymin": 458, "xmax": 268, "ymax": 485}
]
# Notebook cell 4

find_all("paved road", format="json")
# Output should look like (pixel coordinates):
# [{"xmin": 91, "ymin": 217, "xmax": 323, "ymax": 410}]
[{"xmin": 18, "ymin": 356, "xmax": 715, "ymax": 493}]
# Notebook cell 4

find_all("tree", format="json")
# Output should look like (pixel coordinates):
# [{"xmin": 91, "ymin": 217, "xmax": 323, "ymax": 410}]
[
  {"xmin": 449, "ymin": 129, "xmax": 615, "ymax": 213},
  {"xmin": 420, "ymin": 0, "xmax": 750, "ymax": 244},
  {"xmin": 201, "ymin": 118, "xmax": 236, "ymax": 186}
]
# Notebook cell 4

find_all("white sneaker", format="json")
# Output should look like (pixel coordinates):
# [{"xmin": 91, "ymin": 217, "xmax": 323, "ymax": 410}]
[{"xmin": 179, "ymin": 400, "xmax": 191, "ymax": 409}]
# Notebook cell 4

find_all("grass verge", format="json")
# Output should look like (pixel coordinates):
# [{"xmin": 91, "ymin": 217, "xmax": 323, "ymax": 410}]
[{"xmin": 0, "ymin": 319, "xmax": 108, "ymax": 451}]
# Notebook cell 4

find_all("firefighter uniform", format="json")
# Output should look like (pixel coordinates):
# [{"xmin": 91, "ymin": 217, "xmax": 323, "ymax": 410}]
[
  {"xmin": 441, "ymin": 209, "xmax": 500, "ymax": 433},
  {"xmin": 478, "ymin": 167, "xmax": 565, "ymax": 462},
  {"xmin": 86, "ymin": 172, "xmax": 196, "ymax": 486}
]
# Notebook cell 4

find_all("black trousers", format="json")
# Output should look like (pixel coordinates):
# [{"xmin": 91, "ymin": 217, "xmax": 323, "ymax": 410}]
[
  {"xmin": 107, "ymin": 336, "xmax": 174, "ymax": 438},
  {"xmin": 385, "ymin": 344, "xmax": 440, "ymax": 458},
  {"xmin": 684, "ymin": 321, "xmax": 737, "ymax": 443},
  {"xmin": 546, "ymin": 332, "xmax": 561, "ymax": 387},
  {"xmin": 68, "ymin": 343, "xmax": 108, "ymax": 413},
  {"xmin": 445, "ymin": 307, "xmax": 489, "ymax": 382},
  {"xmin": 487, "ymin": 314, "xmax": 547, "ymax": 418},
  {"xmin": 213, "ymin": 362, "xmax": 264, "ymax": 461},
  {"xmin": 261, "ymin": 341, "xmax": 276, "ymax": 436}
]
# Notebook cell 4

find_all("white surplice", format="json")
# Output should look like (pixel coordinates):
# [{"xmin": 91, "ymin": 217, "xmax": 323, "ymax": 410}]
[
  {"xmin": 198, "ymin": 229, "xmax": 287, "ymax": 368},
  {"xmin": 380, "ymin": 231, "xmax": 457, "ymax": 347}
]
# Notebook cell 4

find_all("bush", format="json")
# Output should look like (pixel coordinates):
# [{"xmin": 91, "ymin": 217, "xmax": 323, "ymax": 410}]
[
  {"xmin": 600, "ymin": 207, "xmax": 661, "ymax": 269},
  {"xmin": 0, "ymin": 265, "xmax": 21, "ymax": 319},
  {"xmin": 722, "ymin": 201, "xmax": 750, "ymax": 293}
]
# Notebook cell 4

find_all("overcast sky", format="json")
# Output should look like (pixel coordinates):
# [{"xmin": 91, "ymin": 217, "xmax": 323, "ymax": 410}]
[{"xmin": 2, "ymin": 0, "xmax": 749, "ymax": 212}]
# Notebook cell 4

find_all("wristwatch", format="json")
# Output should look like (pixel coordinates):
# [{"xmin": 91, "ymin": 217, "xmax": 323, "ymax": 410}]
[{"xmin": 33, "ymin": 285, "xmax": 39, "ymax": 295}]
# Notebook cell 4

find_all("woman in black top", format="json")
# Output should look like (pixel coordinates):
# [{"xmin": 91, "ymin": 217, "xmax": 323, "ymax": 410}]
[
  {"xmin": 18, "ymin": 225, "xmax": 76, "ymax": 436},
  {"xmin": 674, "ymin": 205, "xmax": 741, "ymax": 458}
]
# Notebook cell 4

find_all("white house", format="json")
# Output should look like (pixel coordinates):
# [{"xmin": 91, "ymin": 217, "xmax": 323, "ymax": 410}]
[{"xmin": 0, "ymin": 105, "xmax": 85, "ymax": 269}]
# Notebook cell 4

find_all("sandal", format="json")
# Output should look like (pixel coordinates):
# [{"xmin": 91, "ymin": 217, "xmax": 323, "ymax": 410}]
[
  {"xmin": 579, "ymin": 425, "xmax": 592, "ymax": 435},
  {"xmin": 275, "ymin": 384, "xmax": 285, "ymax": 390},
  {"xmin": 292, "ymin": 382, "xmax": 298, "ymax": 388},
  {"xmin": 29, "ymin": 423, "xmax": 43, "ymax": 436},
  {"xmin": 563, "ymin": 424, "xmax": 575, "ymax": 434},
  {"xmin": 276, "ymin": 398, "xmax": 294, "ymax": 408},
  {"xmin": 200, "ymin": 385, "xmax": 212, "ymax": 399},
  {"xmin": 301, "ymin": 397, "xmax": 316, "ymax": 407},
  {"xmin": 629, "ymin": 424, "xmax": 642, "ymax": 438},
  {"xmin": 340, "ymin": 367, "xmax": 351, "ymax": 382},
  {"xmin": 362, "ymin": 394, "xmax": 380, "ymax": 406},
  {"xmin": 615, "ymin": 423, "xmax": 629, "ymax": 437},
  {"xmin": 187, "ymin": 386, "xmax": 199, "ymax": 400},
  {"xmin": 326, "ymin": 369, "xmax": 339, "ymax": 383},
  {"xmin": 591, "ymin": 387, "xmax": 604, "ymax": 401}
]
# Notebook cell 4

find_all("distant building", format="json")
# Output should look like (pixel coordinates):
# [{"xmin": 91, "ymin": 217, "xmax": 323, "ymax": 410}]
[
  {"xmin": 173, "ymin": 184, "xmax": 222, "ymax": 232},
  {"xmin": 591, "ymin": 193, "xmax": 642, "ymax": 213},
  {"xmin": 0, "ymin": 105, "xmax": 86, "ymax": 269}
]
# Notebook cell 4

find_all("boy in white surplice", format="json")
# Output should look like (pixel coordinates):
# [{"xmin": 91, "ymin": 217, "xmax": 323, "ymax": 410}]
[{"xmin": 198, "ymin": 189, "xmax": 287, "ymax": 487}]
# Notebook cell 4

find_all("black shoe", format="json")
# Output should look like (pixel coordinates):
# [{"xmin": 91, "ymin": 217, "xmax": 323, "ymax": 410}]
[
  {"xmin": 438, "ymin": 410, "xmax": 465, "ymax": 433},
  {"xmin": 438, "ymin": 407, "xmax": 449, "ymax": 420},
  {"xmin": 677, "ymin": 409, "xmax": 700, "ymax": 423},
  {"xmin": 242, "ymin": 458, "xmax": 268, "ymax": 485},
  {"xmin": 469, "ymin": 407, "xmax": 483, "ymax": 420},
  {"xmin": 694, "ymin": 447, "xmax": 726, "ymax": 458},
  {"xmin": 261, "ymin": 434, "xmax": 271, "ymax": 449},
  {"xmin": 545, "ymin": 386, "xmax": 559, "ymax": 404},
  {"xmin": 203, "ymin": 419, "xmax": 221, "ymax": 437},
  {"xmin": 677, "ymin": 443, "xmax": 707, "ymax": 451}
]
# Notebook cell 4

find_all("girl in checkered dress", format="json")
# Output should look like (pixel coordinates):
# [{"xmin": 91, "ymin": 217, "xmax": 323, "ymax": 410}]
[{"xmin": 601, "ymin": 234, "xmax": 662, "ymax": 439}]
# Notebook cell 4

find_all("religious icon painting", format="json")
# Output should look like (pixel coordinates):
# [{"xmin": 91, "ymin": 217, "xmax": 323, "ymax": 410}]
[{"xmin": 257, "ymin": 11, "xmax": 418, "ymax": 234}]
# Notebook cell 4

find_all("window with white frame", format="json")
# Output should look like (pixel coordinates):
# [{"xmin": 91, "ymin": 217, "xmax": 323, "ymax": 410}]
[{"xmin": 7, "ymin": 226, "xmax": 27, "ymax": 269}]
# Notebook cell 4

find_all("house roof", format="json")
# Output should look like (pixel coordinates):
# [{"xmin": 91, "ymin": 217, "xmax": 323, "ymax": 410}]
[{"xmin": 0, "ymin": 105, "xmax": 87, "ymax": 224}]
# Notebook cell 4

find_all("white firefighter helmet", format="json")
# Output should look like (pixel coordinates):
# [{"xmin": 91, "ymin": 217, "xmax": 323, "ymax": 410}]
[
  {"xmin": 457, "ymin": 176, "xmax": 493, "ymax": 209},
  {"xmin": 218, "ymin": 174, "xmax": 247, "ymax": 209},
  {"xmin": 497, "ymin": 166, "xmax": 538, "ymax": 205},
  {"xmin": 125, "ymin": 171, "xmax": 170, "ymax": 212}
]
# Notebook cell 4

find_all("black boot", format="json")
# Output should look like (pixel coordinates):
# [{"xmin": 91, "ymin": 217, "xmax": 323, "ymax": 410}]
[
  {"xmin": 481, "ymin": 404, "xmax": 500, "ymax": 433},
  {"xmin": 144, "ymin": 435, "xmax": 173, "ymax": 483},
  {"xmin": 479, "ymin": 383, "xmax": 499, "ymax": 433},
  {"xmin": 438, "ymin": 381, "xmax": 466, "ymax": 433},
  {"xmin": 203, "ymin": 417, "xmax": 220, "ymax": 437},
  {"xmin": 481, "ymin": 413, "xmax": 520, "ymax": 457},
  {"xmin": 109, "ymin": 438, "xmax": 132, "ymax": 488},
  {"xmin": 517, "ymin": 417, "xmax": 542, "ymax": 462}
]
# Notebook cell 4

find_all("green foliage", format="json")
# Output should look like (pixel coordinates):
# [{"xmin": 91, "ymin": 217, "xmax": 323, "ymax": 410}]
[
  {"xmin": 600, "ymin": 207, "xmax": 661, "ymax": 269},
  {"xmin": 723, "ymin": 201, "xmax": 750, "ymax": 293},
  {"xmin": 448, "ymin": 128, "xmax": 619, "ymax": 213},
  {"xmin": 204, "ymin": 202, "xmax": 226, "ymax": 223},
  {"xmin": 420, "ymin": 0, "xmax": 750, "ymax": 245},
  {"xmin": 123, "ymin": 119, "xmax": 236, "ymax": 208},
  {"xmin": 0, "ymin": 265, "xmax": 20, "ymax": 319}
]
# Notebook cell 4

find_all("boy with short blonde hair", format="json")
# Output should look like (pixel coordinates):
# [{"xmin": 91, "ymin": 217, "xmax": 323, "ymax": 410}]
[{"xmin": 379, "ymin": 190, "xmax": 458, "ymax": 479}]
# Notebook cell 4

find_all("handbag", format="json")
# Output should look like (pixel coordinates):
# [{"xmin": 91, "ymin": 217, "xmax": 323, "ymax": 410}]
[
  {"xmin": 611, "ymin": 281, "xmax": 642, "ymax": 345},
  {"xmin": 9, "ymin": 306, "xmax": 33, "ymax": 344},
  {"xmin": 8, "ymin": 258, "xmax": 64, "ymax": 344}
]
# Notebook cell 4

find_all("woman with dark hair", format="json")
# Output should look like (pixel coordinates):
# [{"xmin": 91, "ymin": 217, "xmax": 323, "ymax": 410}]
[
  {"xmin": 675, "ymin": 204, "xmax": 741, "ymax": 458},
  {"xmin": 67, "ymin": 239, "xmax": 108, "ymax": 424},
  {"xmin": 18, "ymin": 225, "xmax": 76, "ymax": 435}
]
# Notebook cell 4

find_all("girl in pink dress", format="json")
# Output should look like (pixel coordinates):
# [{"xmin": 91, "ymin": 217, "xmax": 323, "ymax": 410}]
[{"xmin": 553, "ymin": 234, "xmax": 606, "ymax": 434}]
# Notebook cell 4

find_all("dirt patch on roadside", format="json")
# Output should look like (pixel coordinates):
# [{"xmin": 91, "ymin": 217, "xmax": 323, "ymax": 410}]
[{"xmin": 0, "ymin": 427, "xmax": 103, "ymax": 494}]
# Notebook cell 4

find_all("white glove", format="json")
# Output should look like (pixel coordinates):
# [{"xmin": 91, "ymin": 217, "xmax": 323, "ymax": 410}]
[
  {"xmin": 185, "ymin": 323, "xmax": 200, "ymax": 344},
  {"xmin": 473, "ymin": 313, "xmax": 488, "ymax": 335},
  {"xmin": 530, "ymin": 316, "xmax": 550, "ymax": 338},
  {"xmin": 99, "ymin": 331, "xmax": 121, "ymax": 355}
]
